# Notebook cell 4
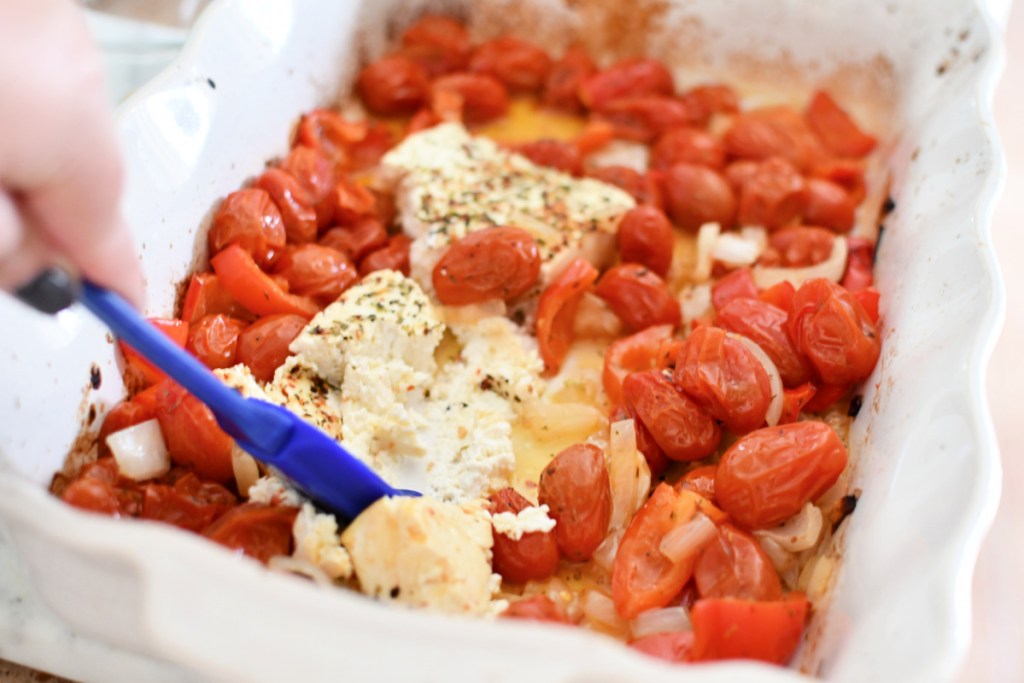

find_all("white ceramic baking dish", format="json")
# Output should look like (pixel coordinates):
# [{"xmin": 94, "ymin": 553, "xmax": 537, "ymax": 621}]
[{"xmin": 0, "ymin": 0, "xmax": 1005, "ymax": 681}]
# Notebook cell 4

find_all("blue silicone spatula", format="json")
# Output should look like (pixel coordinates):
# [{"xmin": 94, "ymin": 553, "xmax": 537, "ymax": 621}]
[{"xmin": 16, "ymin": 268, "xmax": 414, "ymax": 520}]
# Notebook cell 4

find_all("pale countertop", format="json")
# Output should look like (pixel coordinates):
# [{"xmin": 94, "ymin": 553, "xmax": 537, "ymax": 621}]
[{"xmin": 2, "ymin": 3, "xmax": 1023, "ymax": 682}]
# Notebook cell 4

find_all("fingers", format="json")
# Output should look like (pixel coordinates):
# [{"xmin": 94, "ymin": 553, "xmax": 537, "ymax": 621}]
[
  {"xmin": 0, "ymin": 0, "xmax": 144, "ymax": 308},
  {"xmin": 0, "ymin": 191, "xmax": 54, "ymax": 292}
]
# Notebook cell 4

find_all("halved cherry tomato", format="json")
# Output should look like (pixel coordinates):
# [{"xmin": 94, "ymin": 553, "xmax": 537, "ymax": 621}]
[
  {"xmin": 433, "ymin": 227, "xmax": 541, "ymax": 305},
  {"xmin": 210, "ymin": 245, "xmax": 319, "ymax": 319},
  {"xmin": 603, "ymin": 324, "xmax": 674, "ymax": 406},
  {"xmin": 295, "ymin": 109, "xmax": 365, "ymax": 169},
  {"xmin": 359, "ymin": 234, "xmax": 412, "ymax": 276},
  {"xmin": 805, "ymin": 90, "xmax": 877, "ymax": 158},
  {"xmin": 333, "ymin": 178, "xmax": 377, "ymax": 226},
  {"xmin": 208, "ymin": 189, "xmax": 286, "ymax": 268},
  {"xmin": 803, "ymin": 178, "xmax": 855, "ymax": 233},
  {"xmin": 180, "ymin": 273, "xmax": 251, "ymax": 324},
  {"xmin": 758, "ymin": 226, "xmax": 835, "ymax": 268},
  {"xmin": 187, "ymin": 314, "xmax": 247, "ymax": 370},
  {"xmin": 587, "ymin": 166, "xmax": 664, "ymax": 210},
  {"xmin": 236, "ymin": 314, "xmax": 307, "ymax": 383},
  {"xmin": 141, "ymin": 473, "xmax": 236, "ymax": 532},
  {"xmin": 152, "ymin": 380, "xmax": 234, "ymax": 484},
  {"xmin": 595, "ymin": 97, "xmax": 693, "ymax": 143},
  {"xmin": 677, "ymin": 83, "xmax": 739, "ymax": 125},
  {"xmin": 489, "ymin": 488, "xmax": 560, "ymax": 583},
  {"xmin": 538, "ymin": 443, "xmax": 611, "ymax": 562},
  {"xmin": 503, "ymin": 595, "xmax": 572, "ymax": 624},
  {"xmin": 617, "ymin": 206, "xmax": 674, "ymax": 278},
  {"xmin": 737, "ymin": 158, "xmax": 807, "ymax": 231},
  {"xmin": 690, "ymin": 594, "xmax": 809, "ymax": 664},
  {"xmin": 778, "ymin": 383, "xmax": 816, "ymax": 424},
  {"xmin": 535, "ymin": 258, "xmax": 599, "ymax": 374},
  {"xmin": 674, "ymin": 326, "xmax": 772, "ymax": 434},
  {"xmin": 651, "ymin": 127, "xmax": 726, "ymax": 170},
  {"xmin": 711, "ymin": 268, "xmax": 758, "ymax": 313},
  {"xmin": 578, "ymin": 58, "xmax": 675, "ymax": 109},
  {"xmin": 595, "ymin": 264, "xmax": 680, "ymax": 332},
  {"xmin": 629, "ymin": 631, "xmax": 694, "ymax": 664},
  {"xmin": 319, "ymin": 217, "xmax": 389, "ymax": 263},
  {"xmin": 675, "ymin": 464, "xmax": 718, "ymax": 502},
  {"xmin": 622, "ymin": 370, "xmax": 720, "ymax": 462},
  {"xmin": 119, "ymin": 318, "xmax": 189, "ymax": 388},
  {"xmin": 469, "ymin": 37, "xmax": 551, "ymax": 93},
  {"xmin": 758, "ymin": 280, "xmax": 795, "ymax": 311},
  {"xmin": 716, "ymin": 297, "xmax": 813, "ymax": 388},
  {"xmin": 202, "ymin": 503, "xmax": 299, "ymax": 563},
  {"xmin": 715, "ymin": 421, "xmax": 848, "ymax": 529},
  {"xmin": 788, "ymin": 278, "xmax": 880, "ymax": 386},
  {"xmin": 272, "ymin": 244, "xmax": 358, "ymax": 306},
  {"xmin": 256, "ymin": 169, "xmax": 318, "ymax": 244},
  {"xmin": 662, "ymin": 163, "xmax": 736, "ymax": 231},
  {"xmin": 543, "ymin": 46, "xmax": 596, "ymax": 113},
  {"xmin": 842, "ymin": 236, "xmax": 875, "ymax": 292},
  {"xmin": 357, "ymin": 55, "xmax": 430, "ymax": 116},
  {"xmin": 514, "ymin": 140, "xmax": 583, "ymax": 176},
  {"xmin": 280, "ymin": 146, "xmax": 336, "ymax": 229},
  {"xmin": 694, "ymin": 524, "xmax": 781, "ymax": 601},
  {"xmin": 612, "ymin": 484, "xmax": 711, "ymax": 618},
  {"xmin": 430, "ymin": 73, "xmax": 510, "ymax": 124},
  {"xmin": 724, "ymin": 107, "xmax": 824, "ymax": 171},
  {"xmin": 399, "ymin": 15, "xmax": 471, "ymax": 77}
]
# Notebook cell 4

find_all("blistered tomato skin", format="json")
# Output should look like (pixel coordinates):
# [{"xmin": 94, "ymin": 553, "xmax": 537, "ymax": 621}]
[
  {"xmin": 187, "ymin": 314, "xmax": 247, "ymax": 370},
  {"xmin": 357, "ymin": 55, "xmax": 430, "ymax": 116},
  {"xmin": 399, "ymin": 15, "xmax": 471, "ymax": 77},
  {"xmin": 788, "ymin": 278, "xmax": 881, "ymax": 386},
  {"xmin": 152, "ymin": 381, "xmax": 235, "ymax": 485},
  {"xmin": 715, "ymin": 421, "xmax": 848, "ymax": 529},
  {"xmin": 202, "ymin": 503, "xmax": 299, "ymax": 564},
  {"xmin": 538, "ymin": 443, "xmax": 611, "ymax": 562},
  {"xmin": 651, "ymin": 127, "xmax": 726, "ymax": 171},
  {"xmin": 690, "ymin": 594, "xmax": 809, "ymax": 664},
  {"xmin": 663, "ymin": 163, "xmax": 737, "ymax": 231},
  {"xmin": 489, "ymin": 488, "xmax": 561, "ymax": 583},
  {"xmin": 716, "ymin": 298, "xmax": 813, "ymax": 388},
  {"xmin": 543, "ymin": 46, "xmax": 596, "ymax": 112},
  {"xmin": 694, "ymin": 524, "xmax": 782, "ymax": 601},
  {"xmin": 595, "ymin": 263, "xmax": 681, "ymax": 332},
  {"xmin": 514, "ymin": 140, "xmax": 583, "ymax": 176},
  {"xmin": 208, "ymin": 189, "xmax": 287, "ymax": 268},
  {"xmin": 430, "ymin": 73, "xmax": 510, "ymax": 124},
  {"xmin": 236, "ymin": 314, "xmax": 308, "ymax": 383},
  {"xmin": 737, "ymin": 158, "xmax": 807, "ymax": 231},
  {"xmin": 724, "ymin": 107, "xmax": 824, "ymax": 171},
  {"xmin": 622, "ymin": 370, "xmax": 720, "ymax": 462},
  {"xmin": 617, "ymin": 206, "xmax": 674, "ymax": 278},
  {"xmin": 469, "ymin": 37, "xmax": 552, "ymax": 92},
  {"xmin": 674, "ymin": 326, "xmax": 773, "ymax": 435},
  {"xmin": 272, "ymin": 244, "xmax": 358, "ymax": 306},
  {"xmin": 432, "ymin": 226, "xmax": 541, "ymax": 305},
  {"xmin": 578, "ymin": 58, "xmax": 675, "ymax": 109}
]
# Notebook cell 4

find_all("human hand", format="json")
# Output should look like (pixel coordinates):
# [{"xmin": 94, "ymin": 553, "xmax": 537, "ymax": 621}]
[{"xmin": 0, "ymin": 0, "xmax": 144, "ymax": 308}]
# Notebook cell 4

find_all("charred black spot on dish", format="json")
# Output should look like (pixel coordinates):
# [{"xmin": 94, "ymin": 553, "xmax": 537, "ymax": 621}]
[
  {"xmin": 873, "ymin": 225, "xmax": 885, "ymax": 264},
  {"xmin": 848, "ymin": 395, "xmax": 863, "ymax": 417},
  {"xmin": 90, "ymin": 364, "xmax": 102, "ymax": 390},
  {"xmin": 207, "ymin": 78, "xmax": 217, "ymax": 89},
  {"xmin": 882, "ymin": 196, "xmax": 896, "ymax": 215},
  {"xmin": 830, "ymin": 491, "xmax": 860, "ymax": 531}
]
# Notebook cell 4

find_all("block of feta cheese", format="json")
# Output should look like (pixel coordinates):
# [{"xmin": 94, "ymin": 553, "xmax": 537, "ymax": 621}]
[
  {"xmin": 340, "ymin": 495, "xmax": 498, "ymax": 616},
  {"xmin": 265, "ymin": 356, "xmax": 345, "ymax": 442},
  {"xmin": 380, "ymin": 123, "xmax": 636, "ymax": 296},
  {"xmin": 293, "ymin": 502, "xmax": 353, "ymax": 580},
  {"xmin": 214, "ymin": 363, "xmax": 269, "ymax": 401},
  {"xmin": 289, "ymin": 269, "xmax": 444, "ymax": 385}
]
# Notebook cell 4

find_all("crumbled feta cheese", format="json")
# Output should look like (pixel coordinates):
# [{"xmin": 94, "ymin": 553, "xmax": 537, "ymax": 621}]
[
  {"xmin": 293, "ymin": 503, "xmax": 353, "ymax": 580},
  {"xmin": 265, "ymin": 356, "xmax": 344, "ymax": 442},
  {"xmin": 247, "ymin": 475, "xmax": 304, "ymax": 507},
  {"xmin": 491, "ymin": 503, "xmax": 556, "ymax": 540},
  {"xmin": 289, "ymin": 270, "xmax": 444, "ymax": 384},
  {"xmin": 214, "ymin": 364, "xmax": 269, "ymax": 401},
  {"xmin": 382, "ymin": 123, "xmax": 635, "ymax": 294},
  {"xmin": 341, "ymin": 495, "xmax": 497, "ymax": 616}
]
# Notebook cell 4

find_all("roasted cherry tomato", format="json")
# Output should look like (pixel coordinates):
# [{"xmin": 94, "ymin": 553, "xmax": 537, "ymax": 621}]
[
  {"xmin": 622, "ymin": 370, "xmax": 720, "ymax": 462},
  {"xmin": 758, "ymin": 226, "xmax": 835, "ymax": 268},
  {"xmin": 502, "ymin": 595, "xmax": 572, "ymax": 624},
  {"xmin": 187, "ymin": 314, "xmax": 247, "ymax": 370},
  {"xmin": 629, "ymin": 631, "xmax": 694, "ymax": 664},
  {"xmin": 716, "ymin": 297, "xmax": 813, "ymax": 388},
  {"xmin": 430, "ymin": 73, "xmax": 510, "ymax": 124},
  {"xmin": 723, "ymin": 159, "xmax": 761, "ymax": 192},
  {"xmin": 715, "ymin": 421, "xmax": 848, "ymax": 529},
  {"xmin": 675, "ymin": 464, "xmax": 718, "ymax": 502},
  {"xmin": 535, "ymin": 258, "xmax": 599, "ymax": 374},
  {"xmin": 256, "ymin": 168, "xmax": 318, "ymax": 244},
  {"xmin": 651, "ymin": 127, "xmax": 726, "ymax": 170},
  {"xmin": 778, "ymin": 383, "xmax": 816, "ymax": 424},
  {"xmin": 842, "ymin": 236, "xmax": 875, "ymax": 292},
  {"xmin": 280, "ymin": 146, "xmax": 336, "ymax": 229},
  {"xmin": 674, "ymin": 326, "xmax": 772, "ymax": 434},
  {"xmin": 617, "ymin": 206, "xmax": 674, "ymax": 278},
  {"xmin": 603, "ymin": 324, "xmax": 675, "ymax": 406},
  {"xmin": 543, "ymin": 46, "xmax": 596, "ymax": 113},
  {"xmin": 433, "ymin": 226, "xmax": 541, "ymax": 305},
  {"xmin": 811, "ymin": 157, "xmax": 867, "ymax": 205},
  {"xmin": 595, "ymin": 263, "xmax": 680, "ymax": 332},
  {"xmin": 152, "ymin": 380, "xmax": 234, "ymax": 484},
  {"xmin": 587, "ymin": 165, "xmax": 664, "ymax": 210},
  {"xmin": 578, "ymin": 58, "xmax": 674, "ymax": 109},
  {"xmin": 787, "ymin": 278, "xmax": 881, "ymax": 386},
  {"xmin": 202, "ymin": 503, "xmax": 299, "ymax": 564},
  {"xmin": 272, "ymin": 243, "xmax": 358, "ymax": 306},
  {"xmin": 180, "ymin": 273, "xmax": 251, "ymax": 324},
  {"xmin": 610, "ymin": 403, "xmax": 669, "ymax": 477},
  {"xmin": 295, "ymin": 109, "xmax": 366, "ymax": 169},
  {"xmin": 694, "ymin": 524, "xmax": 781, "ymax": 601},
  {"xmin": 489, "ymin": 488, "xmax": 560, "ymax": 583},
  {"xmin": 853, "ymin": 287, "xmax": 881, "ymax": 325},
  {"xmin": 119, "ymin": 318, "xmax": 189, "ymax": 387},
  {"xmin": 236, "ymin": 314, "xmax": 307, "ymax": 383},
  {"xmin": 803, "ymin": 178, "xmax": 855, "ymax": 233},
  {"xmin": 677, "ymin": 83, "xmax": 739, "ymax": 125},
  {"xmin": 208, "ymin": 188, "xmax": 287, "ymax": 268},
  {"xmin": 805, "ymin": 90, "xmax": 877, "ymax": 158},
  {"xmin": 333, "ymin": 177, "xmax": 377, "ymax": 226},
  {"xmin": 357, "ymin": 55, "xmax": 430, "ymax": 116},
  {"xmin": 210, "ymin": 245, "xmax": 319, "ymax": 319},
  {"xmin": 612, "ymin": 484, "xmax": 712, "ymax": 618},
  {"xmin": 514, "ymin": 140, "xmax": 583, "ymax": 176},
  {"xmin": 662, "ymin": 163, "xmax": 736, "ymax": 231},
  {"xmin": 723, "ymin": 106, "xmax": 824, "ymax": 171},
  {"xmin": 758, "ymin": 280, "xmax": 796, "ymax": 311},
  {"xmin": 399, "ymin": 15, "xmax": 471, "ymax": 77},
  {"xmin": 469, "ymin": 37, "xmax": 551, "ymax": 92},
  {"xmin": 141, "ymin": 473, "xmax": 236, "ymax": 533},
  {"xmin": 538, "ymin": 443, "xmax": 611, "ymax": 562},
  {"xmin": 595, "ymin": 96, "xmax": 693, "ymax": 143},
  {"xmin": 710, "ymin": 268, "xmax": 758, "ymax": 313},
  {"xmin": 359, "ymin": 234, "xmax": 412, "ymax": 276},
  {"xmin": 691, "ymin": 594, "xmax": 809, "ymax": 664},
  {"xmin": 736, "ymin": 158, "xmax": 807, "ymax": 231},
  {"xmin": 62, "ymin": 458, "xmax": 140, "ymax": 516},
  {"xmin": 319, "ymin": 217, "xmax": 389, "ymax": 263}
]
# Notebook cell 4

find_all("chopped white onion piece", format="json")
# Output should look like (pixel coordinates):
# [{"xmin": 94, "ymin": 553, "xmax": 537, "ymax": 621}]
[
  {"xmin": 712, "ymin": 232, "xmax": 763, "ymax": 266},
  {"xmin": 730, "ymin": 333, "xmax": 784, "ymax": 427},
  {"xmin": 582, "ymin": 590, "xmax": 628, "ymax": 631},
  {"xmin": 586, "ymin": 140, "xmax": 650, "ymax": 172},
  {"xmin": 524, "ymin": 401, "xmax": 604, "ymax": 442},
  {"xmin": 740, "ymin": 226, "xmax": 769, "ymax": 253},
  {"xmin": 693, "ymin": 222, "xmax": 722, "ymax": 282},
  {"xmin": 679, "ymin": 284, "xmax": 713, "ymax": 325},
  {"xmin": 757, "ymin": 535, "xmax": 795, "ymax": 575},
  {"xmin": 754, "ymin": 502, "xmax": 824, "ymax": 553},
  {"xmin": 752, "ymin": 235, "xmax": 849, "ymax": 290},
  {"xmin": 266, "ymin": 555, "xmax": 334, "ymax": 588},
  {"xmin": 592, "ymin": 527, "xmax": 624, "ymax": 573},
  {"xmin": 106, "ymin": 419, "xmax": 170, "ymax": 481},
  {"xmin": 232, "ymin": 445, "xmax": 260, "ymax": 498},
  {"xmin": 573, "ymin": 292, "xmax": 624, "ymax": 339},
  {"xmin": 608, "ymin": 419, "xmax": 652, "ymax": 531},
  {"xmin": 630, "ymin": 606, "xmax": 692, "ymax": 639},
  {"xmin": 797, "ymin": 553, "xmax": 836, "ymax": 603},
  {"xmin": 658, "ymin": 512, "xmax": 717, "ymax": 563}
]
